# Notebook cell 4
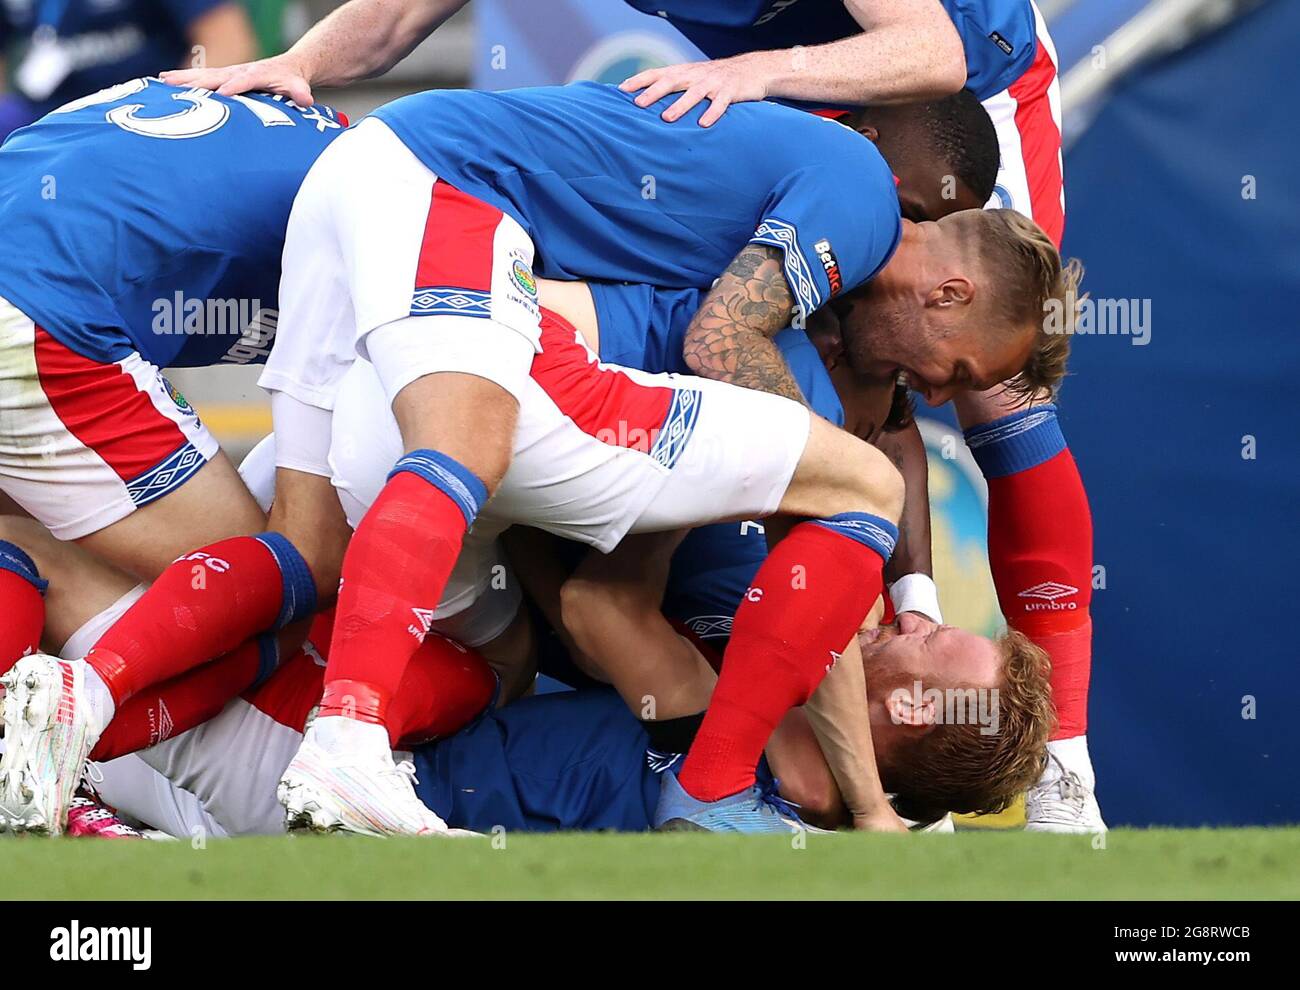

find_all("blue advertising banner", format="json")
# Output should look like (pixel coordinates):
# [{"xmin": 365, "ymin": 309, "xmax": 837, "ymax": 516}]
[{"xmin": 473, "ymin": 0, "xmax": 701, "ymax": 89}]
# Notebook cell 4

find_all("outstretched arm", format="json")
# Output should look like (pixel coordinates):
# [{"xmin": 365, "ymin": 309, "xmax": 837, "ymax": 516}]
[
  {"xmin": 162, "ymin": 0, "xmax": 469, "ymax": 104},
  {"xmin": 682, "ymin": 244, "xmax": 805, "ymax": 404},
  {"xmin": 622, "ymin": 0, "xmax": 965, "ymax": 126}
]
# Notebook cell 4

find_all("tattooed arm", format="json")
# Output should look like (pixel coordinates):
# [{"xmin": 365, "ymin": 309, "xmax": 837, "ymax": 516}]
[{"xmin": 682, "ymin": 244, "xmax": 807, "ymax": 404}]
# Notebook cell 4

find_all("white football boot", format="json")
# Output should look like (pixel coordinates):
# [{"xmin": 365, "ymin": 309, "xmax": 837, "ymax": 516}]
[
  {"xmin": 0, "ymin": 654, "xmax": 106, "ymax": 835},
  {"xmin": 1025, "ymin": 736, "xmax": 1107, "ymax": 833},
  {"xmin": 278, "ymin": 717, "xmax": 474, "ymax": 837}
]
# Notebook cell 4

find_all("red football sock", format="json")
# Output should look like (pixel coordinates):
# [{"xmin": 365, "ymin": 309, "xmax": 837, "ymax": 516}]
[
  {"xmin": 678, "ymin": 520, "xmax": 892, "ymax": 801},
  {"xmin": 88, "ymin": 638, "xmax": 263, "ymax": 761},
  {"xmin": 320, "ymin": 470, "xmax": 476, "ymax": 729},
  {"xmin": 389, "ymin": 634, "xmax": 497, "ymax": 748},
  {"xmin": 986, "ymin": 448, "xmax": 1093, "ymax": 739},
  {"xmin": 83, "ymin": 534, "xmax": 314, "ymax": 707},
  {"xmin": 0, "ymin": 542, "xmax": 46, "ymax": 672}
]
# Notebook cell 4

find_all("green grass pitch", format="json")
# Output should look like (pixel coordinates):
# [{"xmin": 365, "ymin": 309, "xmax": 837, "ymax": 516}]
[{"xmin": 8, "ymin": 827, "xmax": 1299, "ymax": 900}]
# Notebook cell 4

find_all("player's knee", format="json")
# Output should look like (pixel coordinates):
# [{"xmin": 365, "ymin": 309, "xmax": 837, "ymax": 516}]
[
  {"xmin": 830, "ymin": 438, "xmax": 905, "ymax": 524},
  {"xmin": 788, "ymin": 421, "xmax": 904, "ymax": 523}
]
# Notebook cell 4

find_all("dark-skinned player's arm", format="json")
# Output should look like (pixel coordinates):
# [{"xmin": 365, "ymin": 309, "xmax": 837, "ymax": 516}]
[
  {"xmin": 878, "ymin": 420, "xmax": 941, "ymax": 622},
  {"xmin": 681, "ymin": 244, "xmax": 807, "ymax": 405}
]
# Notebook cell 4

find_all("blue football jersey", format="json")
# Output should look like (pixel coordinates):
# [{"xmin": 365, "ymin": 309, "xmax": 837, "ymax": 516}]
[
  {"xmin": 369, "ymin": 82, "xmax": 901, "ymax": 320},
  {"xmin": 0, "ymin": 77, "xmax": 345, "ymax": 367},
  {"xmin": 413, "ymin": 688, "xmax": 660, "ymax": 832},
  {"xmin": 623, "ymin": 0, "xmax": 1038, "ymax": 102},
  {"xmin": 587, "ymin": 278, "xmax": 844, "ymax": 646}
]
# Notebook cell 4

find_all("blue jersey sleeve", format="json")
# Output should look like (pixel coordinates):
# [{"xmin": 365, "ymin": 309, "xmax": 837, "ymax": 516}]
[
  {"xmin": 749, "ymin": 139, "xmax": 901, "ymax": 321},
  {"xmin": 940, "ymin": 0, "xmax": 1039, "ymax": 99}
]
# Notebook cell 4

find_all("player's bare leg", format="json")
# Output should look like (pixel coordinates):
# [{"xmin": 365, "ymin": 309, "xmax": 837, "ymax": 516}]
[
  {"xmin": 955, "ymin": 385, "xmax": 1105, "ymax": 832},
  {"xmin": 74, "ymin": 451, "xmax": 265, "ymax": 582}
]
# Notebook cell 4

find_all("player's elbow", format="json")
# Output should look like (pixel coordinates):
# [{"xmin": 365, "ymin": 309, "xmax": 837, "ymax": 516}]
[
  {"xmin": 929, "ymin": 37, "xmax": 968, "ymax": 98},
  {"xmin": 681, "ymin": 338, "xmax": 708, "ymax": 378},
  {"xmin": 898, "ymin": 14, "xmax": 967, "ymax": 99}
]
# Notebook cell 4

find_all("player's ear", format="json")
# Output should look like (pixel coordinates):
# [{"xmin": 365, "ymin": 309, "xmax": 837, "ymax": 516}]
[
  {"xmin": 886, "ymin": 685, "xmax": 935, "ymax": 727},
  {"xmin": 927, "ymin": 276, "xmax": 976, "ymax": 310},
  {"xmin": 854, "ymin": 123, "xmax": 880, "ymax": 144},
  {"xmin": 805, "ymin": 304, "xmax": 844, "ymax": 369}
]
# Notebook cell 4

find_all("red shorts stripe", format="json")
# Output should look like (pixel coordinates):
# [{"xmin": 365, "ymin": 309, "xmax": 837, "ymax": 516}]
[
  {"xmin": 415, "ymin": 180, "xmax": 503, "ymax": 292},
  {"xmin": 33, "ymin": 328, "xmax": 187, "ymax": 482},
  {"xmin": 1009, "ymin": 38, "xmax": 1065, "ymax": 246},
  {"xmin": 531, "ymin": 309, "xmax": 674, "ymax": 454}
]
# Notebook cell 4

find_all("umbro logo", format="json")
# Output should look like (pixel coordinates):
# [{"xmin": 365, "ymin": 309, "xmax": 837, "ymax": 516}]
[
  {"xmin": 1018, "ymin": 581, "xmax": 1080, "ymax": 612},
  {"xmin": 1018, "ymin": 581, "xmax": 1079, "ymax": 602},
  {"xmin": 408, "ymin": 607, "xmax": 436, "ymax": 642},
  {"xmin": 149, "ymin": 698, "xmax": 174, "ymax": 746}
]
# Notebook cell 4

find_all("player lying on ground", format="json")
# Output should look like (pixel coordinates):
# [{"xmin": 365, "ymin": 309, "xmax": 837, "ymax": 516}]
[{"xmin": 0, "ymin": 507, "xmax": 1052, "ymax": 837}]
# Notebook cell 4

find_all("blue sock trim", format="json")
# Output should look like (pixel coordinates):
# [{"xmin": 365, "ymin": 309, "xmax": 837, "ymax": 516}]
[
  {"xmin": 0, "ymin": 541, "xmax": 47, "ymax": 595},
  {"xmin": 388, "ymin": 450, "xmax": 488, "ymax": 528},
  {"xmin": 252, "ymin": 633, "xmax": 280, "ymax": 690},
  {"xmin": 811, "ymin": 512, "xmax": 899, "ymax": 561},
  {"xmin": 253, "ymin": 533, "xmax": 318, "ymax": 630},
  {"xmin": 963, "ymin": 404, "xmax": 1066, "ymax": 480}
]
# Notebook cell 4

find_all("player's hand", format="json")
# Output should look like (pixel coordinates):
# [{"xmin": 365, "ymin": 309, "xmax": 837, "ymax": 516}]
[
  {"xmin": 620, "ymin": 53, "xmax": 769, "ymax": 127},
  {"xmin": 160, "ymin": 52, "xmax": 315, "ymax": 107},
  {"xmin": 852, "ymin": 804, "xmax": 910, "ymax": 833}
]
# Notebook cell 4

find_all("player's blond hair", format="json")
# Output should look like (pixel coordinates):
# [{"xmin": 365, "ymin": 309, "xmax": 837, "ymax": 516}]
[
  {"xmin": 965, "ymin": 209, "xmax": 1085, "ymax": 402},
  {"xmin": 890, "ymin": 628, "xmax": 1056, "ymax": 820}
]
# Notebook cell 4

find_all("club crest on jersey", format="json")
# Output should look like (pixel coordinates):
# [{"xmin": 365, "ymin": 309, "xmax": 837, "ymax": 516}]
[
  {"xmin": 511, "ymin": 259, "xmax": 538, "ymax": 297},
  {"xmin": 814, "ymin": 238, "xmax": 842, "ymax": 297}
]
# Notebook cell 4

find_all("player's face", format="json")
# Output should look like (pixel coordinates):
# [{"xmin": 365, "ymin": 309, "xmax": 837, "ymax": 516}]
[
  {"xmin": 897, "ymin": 325, "xmax": 1036, "ymax": 407},
  {"xmin": 896, "ymin": 169, "xmax": 985, "ymax": 223},
  {"xmin": 860, "ymin": 612, "xmax": 1002, "ymax": 690},
  {"xmin": 835, "ymin": 287, "xmax": 1035, "ymax": 406}
]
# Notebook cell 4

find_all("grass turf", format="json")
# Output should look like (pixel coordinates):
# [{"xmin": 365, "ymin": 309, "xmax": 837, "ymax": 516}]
[{"xmin": 8, "ymin": 827, "xmax": 1299, "ymax": 900}]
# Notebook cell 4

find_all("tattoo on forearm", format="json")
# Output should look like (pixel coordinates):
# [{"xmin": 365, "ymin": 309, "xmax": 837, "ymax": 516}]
[{"xmin": 683, "ymin": 244, "xmax": 806, "ymax": 404}]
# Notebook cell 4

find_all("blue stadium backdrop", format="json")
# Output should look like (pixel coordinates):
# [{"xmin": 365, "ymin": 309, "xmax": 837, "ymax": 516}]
[{"xmin": 473, "ymin": 0, "xmax": 1300, "ymax": 827}]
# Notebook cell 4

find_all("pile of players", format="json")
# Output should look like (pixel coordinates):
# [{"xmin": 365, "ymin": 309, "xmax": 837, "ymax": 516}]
[{"xmin": 0, "ymin": 0, "xmax": 1105, "ymax": 839}]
